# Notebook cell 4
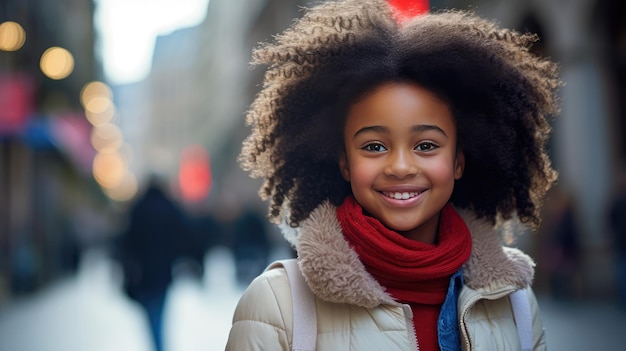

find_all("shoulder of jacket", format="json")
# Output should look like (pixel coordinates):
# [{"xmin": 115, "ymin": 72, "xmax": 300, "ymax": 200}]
[
  {"xmin": 457, "ymin": 208, "xmax": 535, "ymax": 291},
  {"xmin": 226, "ymin": 267, "xmax": 294, "ymax": 350},
  {"xmin": 232, "ymin": 267, "xmax": 294, "ymax": 330}
]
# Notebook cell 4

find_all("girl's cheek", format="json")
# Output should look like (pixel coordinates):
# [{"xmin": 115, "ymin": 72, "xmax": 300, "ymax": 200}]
[{"xmin": 424, "ymin": 157, "xmax": 458, "ymax": 179}]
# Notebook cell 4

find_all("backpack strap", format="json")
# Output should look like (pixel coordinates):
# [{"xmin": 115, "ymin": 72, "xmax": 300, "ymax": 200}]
[
  {"xmin": 510, "ymin": 289, "xmax": 533, "ymax": 351},
  {"xmin": 272, "ymin": 259, "xmax": 317, "ymax": 351}
]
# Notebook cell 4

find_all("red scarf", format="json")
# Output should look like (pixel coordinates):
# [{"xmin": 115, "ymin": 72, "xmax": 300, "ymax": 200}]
[{"xmin": 337, "ymin": 196, "xmax": 472, "ymax": 351}]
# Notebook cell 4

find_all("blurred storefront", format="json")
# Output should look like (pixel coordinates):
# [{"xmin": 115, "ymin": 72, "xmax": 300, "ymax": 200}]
[{"xmin": 0, "ymin": 0, "xmax": 108, "ymax": 302}]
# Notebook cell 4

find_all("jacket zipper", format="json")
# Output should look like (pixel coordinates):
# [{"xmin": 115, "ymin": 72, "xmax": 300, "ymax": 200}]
[
  {"xmin": 458, "ymin": 287, "xmax": 516, "ymax": 351},
  {"xmin": 402, "ymin": 304, "xmax": 420, "ymax": 351}
]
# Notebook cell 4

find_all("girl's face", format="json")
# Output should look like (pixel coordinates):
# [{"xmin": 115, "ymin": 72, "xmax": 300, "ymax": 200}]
[{"xmin": 339, "ymin": 82, "xmax": 464, "ymax": 243}]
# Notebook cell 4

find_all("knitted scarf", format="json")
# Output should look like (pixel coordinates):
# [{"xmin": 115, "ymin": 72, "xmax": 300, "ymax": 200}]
[{"xmin": 337, "ymin": 196, "xmax": 472, "ymax": 350}]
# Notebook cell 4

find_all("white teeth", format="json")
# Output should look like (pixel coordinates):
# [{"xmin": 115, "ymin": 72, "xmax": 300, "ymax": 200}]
[{"xmin": 383, "ymin": 191, "xmax": 419, "ymax": 199}]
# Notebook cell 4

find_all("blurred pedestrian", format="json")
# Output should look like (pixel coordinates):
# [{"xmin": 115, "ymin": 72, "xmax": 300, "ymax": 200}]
[
  {"xmin": 538, "ymin": 186, "xmax": 581, "ymax": 300},
  {"xmin": 231, "ymin": 208, "xmax": 271, "ymax": 287},
  {"xmin": 116, "ymin": 179, "xmax": 193, "ymax": 351},
  {"xmin": 186, "ymin": 207, "xmax": 223, "ymax": 277},
  {"xmin": 608, "ymin": 165, "xmax": 626, "ymax": 309}
]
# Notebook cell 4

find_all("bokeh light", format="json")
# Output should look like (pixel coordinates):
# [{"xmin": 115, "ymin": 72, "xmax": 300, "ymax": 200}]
[
  {"xmin": 0, "ymin": 21, "xmax": 26, "ymax": 51},
  {"xmin": 40, "ymin": 46, "xmax": 74, "ymax": 80},
  {"xmin": 92, "ymin": 149, "xmax": 126, "ymax": 189},
  {"xmin": 80, "ymin": 81, "xmax": 113, "ymax": 107},
  {"xmin": 178, "ymin": 145, "xmax": 212, "ymax": 202},
  {"xmin": 84, "ymin": 96, "xmax": 115, "ymax": 126},
  {"xmin": 103, "ymin": 170, "xmax": 138, "ymax": 202},
  {"xmin": 90, "ymin": 123, "xmax": 123, "ymax": 151}
]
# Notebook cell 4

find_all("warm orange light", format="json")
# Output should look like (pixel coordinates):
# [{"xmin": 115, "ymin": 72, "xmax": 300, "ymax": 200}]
[
  {"xmin": 93, "ymin": 150, "xmax": 126, "ymax": 189},
  {"xmin": 40, "ymin": 46, "xmax": 74, "ymax": 80},
  {"xmin": 90, "ymin": 123, "xmax": 123, "ymax": 151},
  {"xmin": 80, "ymin": 81, "xmax": 113, "ymax": 108},
  {"xmin": 85, "ymin": 96, "xmax": 115, "ymax": 126},
  {"xmin": 103, "ymin": 170, "xmax": 138, "ymax": 202},
  {"xmin": 0, "ymin": 21, "xmax": 26, "ymax": 51}
]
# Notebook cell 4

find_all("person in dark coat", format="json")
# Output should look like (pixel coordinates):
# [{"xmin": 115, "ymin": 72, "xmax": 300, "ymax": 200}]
[
  {"xmin": 117, "ymin": 180, "xmax": 192, "ymax": 351},
  {"xmin": 231, "ymin": 207, "xmax": 271, "ymax": 287},
  {"xmin": 608, "ymin": 166, "xmax": 626, "ymax": 309}
]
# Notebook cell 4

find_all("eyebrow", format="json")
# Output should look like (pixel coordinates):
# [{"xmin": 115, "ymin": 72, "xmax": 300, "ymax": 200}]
[
  {"xmin": 413, "ymin": 124, "xmax": 448, "ymax": 137},
  {"xmin": 352, "ymin": 124, "xmax": 448, "ymax": 138}
]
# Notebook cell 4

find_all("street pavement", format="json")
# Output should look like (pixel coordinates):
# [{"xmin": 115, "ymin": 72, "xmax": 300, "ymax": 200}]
[
  {"xmin": 539, "ymin": 294, "xmax": 624, "ymax": 350},
  {"xmin": 0, "ymin": 247, "xmax": 623, "ymax": 351}
]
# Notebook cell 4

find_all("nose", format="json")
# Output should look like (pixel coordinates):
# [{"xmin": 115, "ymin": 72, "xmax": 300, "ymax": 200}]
[{"xmin": 384, "ymin": 149, "xmax": 418, "ymax": 178}]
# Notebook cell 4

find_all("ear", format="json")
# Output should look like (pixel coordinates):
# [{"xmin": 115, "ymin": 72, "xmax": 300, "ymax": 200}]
[
  {"xmin": 339, "ymin": 152, "xmax": 351, "ymax": 181},
  {"xmin": 454, "ymin": 149, "xmax": 465, "ymax": 180}
]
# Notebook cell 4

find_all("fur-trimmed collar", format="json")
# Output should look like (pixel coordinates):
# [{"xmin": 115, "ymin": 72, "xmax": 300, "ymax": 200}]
[{"xmin": 292, "ymin": 202, "xmax": 535, "ymax": 309}]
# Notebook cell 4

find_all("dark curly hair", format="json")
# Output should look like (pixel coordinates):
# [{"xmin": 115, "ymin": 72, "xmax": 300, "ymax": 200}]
[{"xmin": 239, "ymin": 0, "xmax": 561, "ymax": 229}]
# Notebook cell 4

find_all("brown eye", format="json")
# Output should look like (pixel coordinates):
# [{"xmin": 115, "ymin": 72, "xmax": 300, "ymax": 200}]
[
  {"xmin": 415, "ymin": 142, "xmax": 438, "ymax": 152},
  {"xmin": 363, "ymin": 143, "xmax": 387, "ymax": 152}
]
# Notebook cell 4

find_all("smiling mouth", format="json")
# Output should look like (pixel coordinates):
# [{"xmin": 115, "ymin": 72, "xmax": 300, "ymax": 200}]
[{"xmin": 381, "ymin": 191, "xmax": 423, "ymax": 200}]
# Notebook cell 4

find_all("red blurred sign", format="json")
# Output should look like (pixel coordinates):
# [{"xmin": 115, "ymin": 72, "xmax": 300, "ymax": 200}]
[
  {"xmin": 0, "ymin": 73, "xmax": 35, "ymax": 135},
  {"xmin": 387, "ymin": 0, "xmax": 429, "ymax": 23},
  {"xmin": 179, "ymin": 145, "xmax": 212, "ymax": 202}
]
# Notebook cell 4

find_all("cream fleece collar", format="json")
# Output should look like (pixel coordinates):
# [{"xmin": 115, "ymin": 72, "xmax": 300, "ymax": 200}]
[{"xmin": 291, "ymin": 202, "xmax": 535, "ymax": 308}]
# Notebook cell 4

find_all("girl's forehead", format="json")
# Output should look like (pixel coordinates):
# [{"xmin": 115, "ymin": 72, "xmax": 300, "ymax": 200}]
[{"xmin": 345, "ymin": 82, "xmax": 455, "ymax": 132}]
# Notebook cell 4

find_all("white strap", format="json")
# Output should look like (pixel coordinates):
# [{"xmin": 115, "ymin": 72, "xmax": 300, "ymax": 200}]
[
  {"xmin": 510, "ymin": 289, "xmax": 533, "ymax": 351},
  {"xmin": 275, "ymin": 259, "xmax": 317, "ymax": 351}
]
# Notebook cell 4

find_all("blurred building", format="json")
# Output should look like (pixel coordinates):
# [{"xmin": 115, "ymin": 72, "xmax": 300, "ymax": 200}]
[
  {"xmin": 115, "ymin": 0, "xmax": 309, "ymax": 210},
  {"xmin": 0, "ymin": 0, "xmax": 107, "ymax": 303}
]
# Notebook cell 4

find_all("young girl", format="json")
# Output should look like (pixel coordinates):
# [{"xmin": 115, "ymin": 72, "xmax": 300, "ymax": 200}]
[{"xmin": 226, "ymin": 0, "xmax": 560, "ymax": 350}]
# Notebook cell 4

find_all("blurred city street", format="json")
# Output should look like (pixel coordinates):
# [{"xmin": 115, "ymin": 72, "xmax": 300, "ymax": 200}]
[
  {"xmin": 1, "ymin": 1, "xmax": 625, "ymax": 351},
  {"xmin": 2, "ymin": 0, "xmax": 626, "ymax": 349},
  {"xmin": 0, "ymin": 247, "xmax": 245, "ymax": 351},
  {"xmin": 0, "ymin": 247, "xmax": 622, "ymax": 351}
]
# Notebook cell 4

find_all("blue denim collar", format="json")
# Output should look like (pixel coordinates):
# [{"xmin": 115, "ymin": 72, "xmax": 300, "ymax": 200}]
[{"xmin": 438, "ymin": 269, "xmax": 463, "ymax": 351}]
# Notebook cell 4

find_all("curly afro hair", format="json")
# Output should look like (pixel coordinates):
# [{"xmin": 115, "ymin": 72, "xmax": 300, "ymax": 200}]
[{"xmin": 239, "ymin": 0, "xmax": 561, "ymax": 229}]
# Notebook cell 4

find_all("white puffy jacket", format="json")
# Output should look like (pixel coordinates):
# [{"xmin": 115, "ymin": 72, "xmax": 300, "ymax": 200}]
[{"xmin": 226, "ymin": 202, "xmax": 547, "ymax": 350}]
